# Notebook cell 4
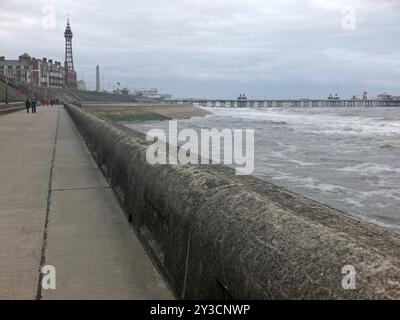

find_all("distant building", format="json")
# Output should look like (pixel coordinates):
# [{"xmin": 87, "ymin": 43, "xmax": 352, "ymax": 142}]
[
  {"xmin": 238, "ymin": 93, "xmax": 247, "ymax": 107},
  {"xmin": 327, "ymin": 94, "xmax": 340, "ymax": 100},
  {"xmin": 113, "ymin": 87, "xmax": 130, "ymax": 95},
  {"xmin": 238, "ymin": 93, "xmax": 247, "ymax": 101},
  {"xmin": 132, "ymin": 88, "xmax": 172, "ymax": 100},
  {"xmin": 77, "ymin": 80, "xmax": 87, "ymax": 91},
  {"xmin": 362, "ymin": 91, "xmax": 368, "ymax": 100},
  {"xmin": 0, "ymin": 54, "xmax": 65, "ymax": 87},
  {"xmin": 377, "ymin": 93, "xmax": 391, "ymax": 100},
  {"xmin": 96, "ymin": 65, "xmax": 100, "ymax": 92},
  {"xmin": 133, "ymin": 88, "xmax": 162, "ymax": 99},
  {"xmin": 377, "ymin": 93, "xmax": 400, "ymax": 101},
  {"xmin": 0, "ymin": 54, "xmax": 33, "ymax": 84},
  {"xmin": 160, "ymin": 94, "xmax": 172, "ymax": 100},
  {"xmin": 47, "ymin": 59, "xmax": 65, "ymax": 87}
]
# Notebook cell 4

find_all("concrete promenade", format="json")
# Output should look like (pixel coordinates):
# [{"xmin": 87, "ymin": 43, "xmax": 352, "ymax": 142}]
[{"xmin": 0, "ymin": 106, "xmax": 172, "ymax": 299}]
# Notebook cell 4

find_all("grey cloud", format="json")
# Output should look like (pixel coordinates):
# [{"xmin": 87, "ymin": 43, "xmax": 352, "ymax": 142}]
[{"xmin": 0, "ymin": 0, "xmax": 399, "ymax": 98}]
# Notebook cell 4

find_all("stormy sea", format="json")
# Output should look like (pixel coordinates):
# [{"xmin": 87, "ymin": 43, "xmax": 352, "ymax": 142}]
[{"xmin": 127, "ymin": 106, "xmax": 400, "ymax": 233}]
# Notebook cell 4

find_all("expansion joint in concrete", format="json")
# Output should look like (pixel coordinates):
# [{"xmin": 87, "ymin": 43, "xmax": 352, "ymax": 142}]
[{"xmin": 36, "ymin": 108, "xmax": 60, "ymax": 300}]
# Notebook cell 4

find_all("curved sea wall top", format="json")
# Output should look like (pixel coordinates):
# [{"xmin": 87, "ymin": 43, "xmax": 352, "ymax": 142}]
[{"xmin": 65, "ymin": 103, "xmax": 400, "ymax": 299}]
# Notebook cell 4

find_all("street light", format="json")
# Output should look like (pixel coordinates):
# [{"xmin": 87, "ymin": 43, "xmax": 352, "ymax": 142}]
[{"xmin": 5, "ymin": 78, "xmax": 8, "ymax": 104}]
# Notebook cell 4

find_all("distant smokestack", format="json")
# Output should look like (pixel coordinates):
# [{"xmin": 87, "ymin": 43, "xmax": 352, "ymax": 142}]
[{"xmin": 96, "ymin": 65, "xmax": 100, "ymax": 92}]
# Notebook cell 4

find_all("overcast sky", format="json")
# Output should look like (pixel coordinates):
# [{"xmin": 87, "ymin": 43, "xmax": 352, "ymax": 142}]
[{"xmin": 0, "ymin": 0, "xmax": 399, "ymax": 98}]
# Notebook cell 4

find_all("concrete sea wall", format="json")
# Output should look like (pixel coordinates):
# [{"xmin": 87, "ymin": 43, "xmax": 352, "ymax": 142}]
[
  {"xmin": 65, "ymin": 103, "xmax": 400, "ymax": 300},
  {"xmin": 0, "ymin": 76, "xmax": 26, "ymax": 103},
  {"xmin": 0, "ymin": 102, "xmax": 25, "ymax": 116}
]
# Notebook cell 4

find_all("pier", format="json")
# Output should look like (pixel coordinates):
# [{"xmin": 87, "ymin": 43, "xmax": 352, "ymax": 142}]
[{"xmin": 171, "ymin": 99, "xmax": 400, "ymax": 108}]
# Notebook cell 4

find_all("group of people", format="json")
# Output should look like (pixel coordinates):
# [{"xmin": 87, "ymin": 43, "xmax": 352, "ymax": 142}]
[
  {"xmin": 25, "ymin": 98, "xmax": 59, "ymax": 114},
  {"xmin": 41, "ymin": 99, "xmax": 59, "ymax": 107},
  {"xmin": 25, "ymin": 97, "xmax": 37, "ymax": 114}
]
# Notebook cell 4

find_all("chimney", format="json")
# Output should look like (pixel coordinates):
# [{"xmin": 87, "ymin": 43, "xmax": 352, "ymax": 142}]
[
  {"xmin": 49, "ymin": 59, "xmax": 53, "ymax": 64},
  {"xmin": 43, "ymin": 58, "xmax": 47, "ymax": 63}
]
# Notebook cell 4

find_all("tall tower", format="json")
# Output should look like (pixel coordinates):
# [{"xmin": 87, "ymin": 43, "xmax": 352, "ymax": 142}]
[
  {"xmin": 64, "ymin": 17, "xmax": 77, "ymax": 88},
  {"xmin": 96, "ymin": 65, "xmax": 100, "ymax": 92}
]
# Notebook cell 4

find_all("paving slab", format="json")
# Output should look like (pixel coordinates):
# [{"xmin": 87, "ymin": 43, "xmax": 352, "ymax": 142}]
[
  {"xmin": 0, "ymin": 106, "xmax": 172, "ymax": 300},
  {"xmin": 0, "ymin": 107, "xmax": 57, "ymax": 299}
]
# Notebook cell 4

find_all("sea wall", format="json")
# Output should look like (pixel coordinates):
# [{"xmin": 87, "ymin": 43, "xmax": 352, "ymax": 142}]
[
  {"xmin": 0, "ymin": 102, "xmax": 25, "ymax": 115},
  {"xmin": 0, "ymin": 75, "xmax": 26, "ymax": 103},
  {"xmin": 65, "ymin": 103, "xmax": 400, "ymax": 300}
]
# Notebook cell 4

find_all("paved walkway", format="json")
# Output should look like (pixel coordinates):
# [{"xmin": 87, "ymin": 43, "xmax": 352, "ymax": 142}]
[{"xmin": 0, "ymin": 106, "xmax": 172, "ymax": 300}]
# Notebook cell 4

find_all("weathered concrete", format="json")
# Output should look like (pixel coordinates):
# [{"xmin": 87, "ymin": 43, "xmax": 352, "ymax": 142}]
[
  {"xmin": 0, "ymin": 107, "xmax": 58, "ymax": 299},
  {"xmin": 0, "ymin": 106, "xmax": 172, "ymax": 300},
  {"xmin": 66, "ymin": 103, "xmax": 400, "ymax": 300}
]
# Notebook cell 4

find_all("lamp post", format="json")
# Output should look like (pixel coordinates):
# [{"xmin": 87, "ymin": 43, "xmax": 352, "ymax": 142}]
[{"xmin": 5, "ymin": 78, "xmax": 8, "ymax": 104}]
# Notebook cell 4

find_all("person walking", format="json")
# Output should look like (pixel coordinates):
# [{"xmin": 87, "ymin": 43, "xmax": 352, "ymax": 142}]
[
  {"xmin": 25, "ymin": 98, "xmax": 31, "ymax": 113},
  {"xmin": 31, "ymin": 97, "xmax": 37, "ymax": 114}
]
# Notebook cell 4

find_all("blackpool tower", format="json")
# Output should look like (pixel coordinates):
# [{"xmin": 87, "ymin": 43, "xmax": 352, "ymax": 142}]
[{"xmin": 64, "ymin": 17, "xmax": 77, "ymax": 89}]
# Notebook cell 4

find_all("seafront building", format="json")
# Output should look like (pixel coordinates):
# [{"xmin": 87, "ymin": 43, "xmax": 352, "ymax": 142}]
[
  {"xmin": 0, "ymin": 19, "xmax": 78, "ymax": 89},
  {"xmin": 0, "ymin": 54, "xmax": 33, "ymax": 84},
  {"xmin": 0, "ymin": 54, "xmax": 65, "ymax": 87},
  {"xmin": 132, "ymin": 88, "xmax": 172, "ymax": 100},
  {"xmin": 377, "ymin": 93, "xmax": 400, "ymax": 101},
  {"xmin": 77, "ymin": 80, "xmax": 87, "ymax": 91},
  {"xmin": 133, "ymin": 88, "xmax": 162, "ymax": 98}
]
